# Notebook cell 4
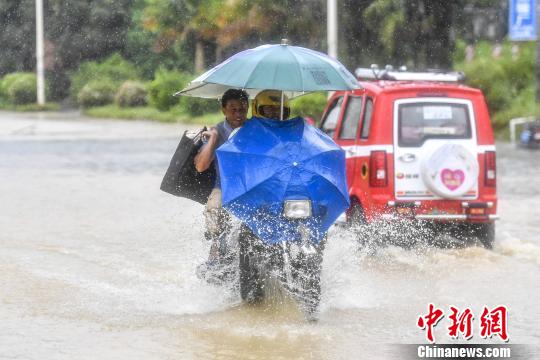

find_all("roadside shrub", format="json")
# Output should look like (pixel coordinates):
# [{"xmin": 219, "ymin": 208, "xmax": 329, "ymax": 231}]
[
  {"xmin": 291, "ymin": 92, "xmax": 328, "ymax": 123},
  {"xmin": 492, "ymin": 85, "xmax": 535, "ymax": 134},
  {"xmin": 0, "ymin": 73, "xmax": 21, "ymax": 100},
  {"xmin": 115, "ymin": 80, "xmax": 148, "ymax": 107},
  {"xmin": 454, "ymin": 40, "xmax": 535, "ymax": 131},
  {"xmin": 179, "ymin": 97, "xmax": 220, "ymax": 116},
  {"xmin": 460, "ymin": 59, "xmax": 508, "ymax": 113},
  {"xmin": 77, "ymin": 80, "xmax": 116, "ymax": 108},
  {"xmin": 500, "ymin": 47, "xmax": 535, "ymax": 92},
  {"xmin": 70, "ymin": 53, "xmax": 139, "ymax": 101},
  {"xmin": 47, "ymin": 71, "xmax": 71, "ymax": 101},
  {"xmin": 5, "ymin": 73, "xmax": 37, "ymax": 105},
  {"xmin": 148, "ymin": 68, "xmax": 190, "ymax": 111}
]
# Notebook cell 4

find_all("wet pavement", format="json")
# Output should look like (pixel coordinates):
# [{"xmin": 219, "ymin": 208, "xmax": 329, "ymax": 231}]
[{"xmin": 0, "ymin": 111, "xmax": 539, "ymax": 359}]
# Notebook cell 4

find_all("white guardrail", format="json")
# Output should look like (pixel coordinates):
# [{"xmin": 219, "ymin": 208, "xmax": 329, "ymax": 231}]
[{"xmin": 509, "ymin": 116, "xmax": 535, "ymax": 143}]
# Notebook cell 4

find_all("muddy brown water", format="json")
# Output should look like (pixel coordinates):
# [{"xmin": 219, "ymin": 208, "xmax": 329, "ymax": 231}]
[{"xmin": 0, "ymin": 111, "xmax": 538, "ymax": 359}]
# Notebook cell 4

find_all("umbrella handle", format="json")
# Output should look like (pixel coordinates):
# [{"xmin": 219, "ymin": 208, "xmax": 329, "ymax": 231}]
[{"xmin": 280, "ymin": 91, "xmax": 284, "ymax": 121}]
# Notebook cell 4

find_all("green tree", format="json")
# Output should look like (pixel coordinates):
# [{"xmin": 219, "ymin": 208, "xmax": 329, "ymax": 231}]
[
  {"xmin": 47, "ymin": 0, "xmax": 133, "ymax": 65},
  {"xmin": 46, "ymin": 0, "xmax": 135, "ymax": 98},
  {"xmin": 124, "ymin": 0, "xmax": 191, "ymax": 78},
  {"xmin": 454, "ymin": 40, "xmax": 535, "ymax": 131},
  {"xmin": 360, "ymin": 0, "xmax": 463, "ymax": 69},
  {"xmin": 141, "ymin": 0, "xmax": 230, "ymax": 72},
  {"xmin": 69, "ymin": 53, "xmax": 139, "ymax": 100},
  {"xmin": 139, "ymin": 0, "xmax": 327, "ymax": 71},
  {"xmin": 339, "ymin": 0, "xmax": 498, "ymax": 71},
  {"xmin": 0, "ymin": 0, "xmax": 37, "ymax": 76},
  {"xmin": 218, "ymin": 0, "xmax": 326, "ymax": 51},
  {"xmin": 0, "ymin": 0, "xmax": 136, "ymax": 99}
]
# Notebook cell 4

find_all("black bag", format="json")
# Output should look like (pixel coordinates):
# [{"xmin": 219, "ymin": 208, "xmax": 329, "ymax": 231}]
[{"xmin": 160, "ymin": 128, "xmax": 216, "ymax": 204}]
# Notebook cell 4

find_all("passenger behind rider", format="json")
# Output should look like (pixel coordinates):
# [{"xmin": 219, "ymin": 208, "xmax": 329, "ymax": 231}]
[
  {"xmin": 194, "ymin": 89, "xmax": 249, "ymax": 275},
  {"xmin": 195, "ymin": 89, "xmax": 293, "ymax": 281}
]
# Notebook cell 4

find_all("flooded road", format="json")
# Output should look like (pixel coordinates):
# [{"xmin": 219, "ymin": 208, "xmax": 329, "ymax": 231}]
[{"xmin": 1, "ymin": 111, "xmax": 539, "ymax": 359}]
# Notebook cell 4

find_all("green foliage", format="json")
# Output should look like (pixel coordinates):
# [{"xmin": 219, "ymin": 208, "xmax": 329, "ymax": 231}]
[
  {"xmin": 46, "ymin": 0, "xmax": 133, "ymax": 62},
  {"xmin": 84, "ymin": 104, "xmax": 223, "ymax": 124},
  {"xmin": 454, "ymin": 40, "xmax": 535, "ymax": 132},
  {"xmin": 70, "ymin": 54, "xmax": 139, "ymax": 101},
  {"xmin": 77, "ymin": 80, "xmax": 116, "ymax": 108},
  {"xmin": 0, "ymin": 0, "xmax": 502, "ymax": 104},
  {"xmin": 124, "ymin": 0, "xmax": 194, "ymax": 79},
  {"xmin": 148, "ymin": 68, "xmax": 189, "ymax": 111},
  {"xmin": 0, "ymin": 0, "xmax": 36, "ymax": 76},
  {"xmin": 291, "ymin": 93, "xmax": 328, "ymax": 123},
  {"xmin": 178, "ymin": 97, "xmax": 220, "ymax": 117},
  {"xmin": 360, "ymin": 0, "xmax": 459, "ymax": 69},
  {"xmin": 1, "ymin": 72, "xmax": 53, "ymax": 105},
  {"xmin": 147, "ymin": 67, "xmax": 219, "ymax": 115},
  {"xmin": 0, "ymin": 73, "xmax": 21, "ymax": 99},
  {"xmin": 0, "ymin": 0, "xmax": 134, "ymax": 98},
  {"xmin": 1, "ymin": 0, "xmax": 527, "ymax": 138},
  {"xmin": 364, "ymin": 0, "xmax": 404, "ymax": 55},
  {"xmin": 3, "ymin": 72, "xmax": 37, "ymax": 105},
  {"xmin": 0, "ymin": 102, "xmax": 61, "ymax": 111},
  {"xmin": 84, "ymin": 104, "xmax": 180, "ymax": 122},
  {"xmin": 115, "ymin": 80, "xmax": 148, "ymax": 107},
  {"xmin": 492, "ymin": 86, "xmax": 535, "ymax": 135}
]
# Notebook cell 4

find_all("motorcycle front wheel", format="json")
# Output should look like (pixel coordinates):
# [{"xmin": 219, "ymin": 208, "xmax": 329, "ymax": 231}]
[
  {"xmin": 288, "ymin": 236, "xmax": 326, "ymax": 319},
  {"xmin": 238, "ymin": 226, "xmax": 264, "ymax": 303}
]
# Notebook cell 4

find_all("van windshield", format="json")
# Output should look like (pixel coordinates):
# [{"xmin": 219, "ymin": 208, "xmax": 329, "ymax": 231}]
[{"xmin": 398, "ymin": 102, "xmax": 472, "ymax": 147}]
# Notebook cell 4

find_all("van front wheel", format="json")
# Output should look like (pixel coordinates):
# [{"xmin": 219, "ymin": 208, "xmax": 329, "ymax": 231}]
[{"xmin": 347, "ymin": 202, "xmax": 366, "ymax": 228}]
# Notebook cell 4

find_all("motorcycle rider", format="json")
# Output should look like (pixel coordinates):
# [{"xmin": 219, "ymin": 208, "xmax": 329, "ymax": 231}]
[
  {"xmin": 194, "ymin": 89, "xmax": 249, "ymax": 279},
  {"xmin": 252, "ymin": 90, "xmax": 291, "ymax": 120}
]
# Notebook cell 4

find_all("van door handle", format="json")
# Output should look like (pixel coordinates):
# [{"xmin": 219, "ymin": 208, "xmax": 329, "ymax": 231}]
[{"xmin": 399, "ymin": 153, "xmax": 416, "ymax": 162}]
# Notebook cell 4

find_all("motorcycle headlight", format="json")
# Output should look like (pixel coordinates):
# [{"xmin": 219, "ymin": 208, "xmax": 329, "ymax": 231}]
[{"xmin": 283, "ymin": 200, "xmax": 312, "ymax": 219}]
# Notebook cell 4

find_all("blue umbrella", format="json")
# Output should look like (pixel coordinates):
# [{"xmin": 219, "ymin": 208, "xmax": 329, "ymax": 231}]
[
  {"xmin": 176, "ymin": 40, "xmax": 359, "ymax": 99},
  {"xmin": 216, "ymin": 117, "xmax": 350, "ymax": 244}
]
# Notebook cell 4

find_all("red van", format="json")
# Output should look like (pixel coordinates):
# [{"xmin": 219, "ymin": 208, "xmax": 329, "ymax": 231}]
[{"xmin": 320, "ymin": 67, "xmax": 498, "ymax": 248}]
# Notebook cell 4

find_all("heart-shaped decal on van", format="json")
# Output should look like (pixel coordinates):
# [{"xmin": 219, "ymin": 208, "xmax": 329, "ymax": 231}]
[{"xmin": 440, "ymin": 169, "xmax": 465, "ymax": 191}]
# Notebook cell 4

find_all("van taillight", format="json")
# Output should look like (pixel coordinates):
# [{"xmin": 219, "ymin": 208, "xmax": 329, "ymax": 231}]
[
  {"xmin": 485, "ymin": 151, "xmax": 496, "ymax": 187},
  {"xmin": 369, "ymin": 151, "xmax": 387, "ymax": 187}
]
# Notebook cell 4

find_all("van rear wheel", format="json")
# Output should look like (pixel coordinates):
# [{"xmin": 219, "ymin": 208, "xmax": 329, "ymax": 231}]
[
  {"xmin": 474, "ymin": 223, "xmax": 495, "ymax": 249},
  {"xmin": 460, "ymin": 223, "xmax": 495, "ymax": 249}
]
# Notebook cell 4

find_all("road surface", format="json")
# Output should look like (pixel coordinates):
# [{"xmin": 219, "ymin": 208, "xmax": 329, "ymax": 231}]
[{"xmin": 0, "ymin": 111, "xmax": 538, "ymax": 359}]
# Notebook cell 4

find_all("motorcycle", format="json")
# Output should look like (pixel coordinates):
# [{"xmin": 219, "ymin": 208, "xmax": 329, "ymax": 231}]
[
  {"xmin": 173, "ymin": 41, "xmax": 357, "ymax": 319},
  {"xmin": 215, "ymin": 117, "xmax": 348, "ymax": 319},
  {"xmin": 237, "ymin": 207, "xmax": 326, "ymax": 317},
  {"xmin": 196, "ymin": 193, "xmax": 329, "ymax": 318}
]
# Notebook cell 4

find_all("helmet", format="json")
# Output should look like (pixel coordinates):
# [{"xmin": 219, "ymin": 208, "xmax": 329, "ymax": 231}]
[{"xmin": 252, "ymin": 90, "xmax": 291, "ymax": 119}]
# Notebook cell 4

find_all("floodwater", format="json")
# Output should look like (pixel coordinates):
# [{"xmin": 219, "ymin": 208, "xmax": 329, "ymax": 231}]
[{"xmin": 0, "ymin": 111, "xmax": 539, "ymax": 359}]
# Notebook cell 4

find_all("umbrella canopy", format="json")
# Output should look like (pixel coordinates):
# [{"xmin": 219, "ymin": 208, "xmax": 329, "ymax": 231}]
[
  {"xmin": 216, "ymin": 117, "xmax": 350, "ymax": 244},
  {"xmin": 176, "ymin": 41, "xmax": 359, "ymax": 99}
]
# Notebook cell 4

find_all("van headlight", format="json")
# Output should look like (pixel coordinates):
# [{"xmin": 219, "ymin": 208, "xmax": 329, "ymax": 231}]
[{"xmin": 283, "ymin": 200, "xmax": 312, "ymax": 219}]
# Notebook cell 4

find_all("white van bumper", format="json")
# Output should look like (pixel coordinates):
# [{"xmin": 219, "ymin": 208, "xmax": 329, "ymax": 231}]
[{"xmin": 381, "ymin": 214, "xmax": 499, "ymax": 221}]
